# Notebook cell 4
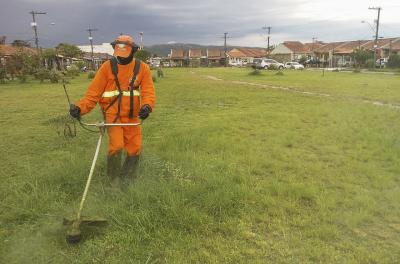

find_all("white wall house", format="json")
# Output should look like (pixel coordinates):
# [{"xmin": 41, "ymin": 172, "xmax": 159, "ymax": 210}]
[{"xmin": 77, "ymin": 43, "xmax": 114, "ymax": 56}]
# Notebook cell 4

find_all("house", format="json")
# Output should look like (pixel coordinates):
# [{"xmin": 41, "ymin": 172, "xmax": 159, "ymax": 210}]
[
  {"xmin": 81, "ymin": 52, "xmax": 110, "ymax": 70},
  {"xmin": 169, "ymin": 49, "xmax": 185, "ymax": 67},
  {"xmin": 77, "ymin": 43, "xmax": 114, "ymax": 56},
  {"xmin": 381, "ymin": 38, "xmax": 400, "ymax": 57},
  {"xmin": 206, "ymin": 48, "xmax": 224, "ymax": 66},
  {"xmin": 0, "ymin": 44, "xmax": 37, "ymax": 73},
  {"xmin": 227, "ymin": 48, "xmax": 267, "ymax": 66},
  {"xmin": 270, "ymin": 41, "xmax": 310, "ymax": 62},
  {"xmin": 188, "ymin": 49, "xmax": 202, "ymax": 67}
]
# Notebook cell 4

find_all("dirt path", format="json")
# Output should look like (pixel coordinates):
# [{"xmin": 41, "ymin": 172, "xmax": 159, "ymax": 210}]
[{"xmin": 201, "ymin": 74, "xmax": 400, "ymax": 110}]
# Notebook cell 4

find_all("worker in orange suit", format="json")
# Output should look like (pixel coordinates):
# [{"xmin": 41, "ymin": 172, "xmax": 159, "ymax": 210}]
[{"xmin": 69, "ymin": 35, "xmax": 155, "ymax": 187}]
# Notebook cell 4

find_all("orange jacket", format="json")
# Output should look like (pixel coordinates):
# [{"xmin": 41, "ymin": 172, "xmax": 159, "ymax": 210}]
[{"xmin": 77, "ymin": 59, "xmax": 155, "ymax": 122}]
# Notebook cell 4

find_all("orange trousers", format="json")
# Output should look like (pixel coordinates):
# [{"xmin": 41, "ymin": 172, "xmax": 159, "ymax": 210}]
[{"xmin": 107, "ymin": 116, "xmax": 142, "ymax": 156}]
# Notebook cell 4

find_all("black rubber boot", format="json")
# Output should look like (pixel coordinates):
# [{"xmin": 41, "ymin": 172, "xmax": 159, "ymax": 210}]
[
  {"xmin": 107, "ymin": 151, "xmax": 122, "ymax": 188},
  {"xmin": 121, "ymin": 155, "xmax": 139, "ymax": 183}
]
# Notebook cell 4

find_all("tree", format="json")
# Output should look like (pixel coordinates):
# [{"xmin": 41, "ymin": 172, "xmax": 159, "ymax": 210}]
[
  {"xmin": 299, "ymin": 55, "xmax": 307, "ymax": 65},
  {"xmin": 387, "ymin": 54, "xmax": 400, "ymax": 68},
  {"xmin": 11, "ymin": 40, "xmax": 31, "ymax": 47},
  {"xmin": 56, "ymin": 43, "xmax": 82, "ymax": 58},
  {"xmin": 352, "ymin": 49, "xmax": 373, "ymax": 68},
  {"xmin": 134, "ymin": 49, "xmax": 151, "ymax": 62}
]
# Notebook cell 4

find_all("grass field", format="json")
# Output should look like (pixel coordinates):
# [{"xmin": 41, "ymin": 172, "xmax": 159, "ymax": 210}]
[{"xmin": 1, "ymin": 68, "xmax": 400, "ymax": 263}]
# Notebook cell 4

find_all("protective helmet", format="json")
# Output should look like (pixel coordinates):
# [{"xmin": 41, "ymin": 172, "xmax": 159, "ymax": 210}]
[{"xmin": 111, "ymin": 35, "xmax": 139, "ymax": 57}]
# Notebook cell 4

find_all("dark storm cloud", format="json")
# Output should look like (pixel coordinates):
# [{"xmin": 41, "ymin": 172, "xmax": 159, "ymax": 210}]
[{"xmin": 1, "ymin": 0, "xmax": 399, "ymax": 47}]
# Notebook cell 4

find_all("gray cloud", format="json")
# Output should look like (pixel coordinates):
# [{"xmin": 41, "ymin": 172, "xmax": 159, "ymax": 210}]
[{"xmin": 1, "ymin": 0, "xmax": 399, "ymax": 48}]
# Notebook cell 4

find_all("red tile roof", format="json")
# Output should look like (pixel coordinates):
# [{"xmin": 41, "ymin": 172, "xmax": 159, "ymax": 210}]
[
  {"xmin": 0, "ymin": 44, "xmax": 37, "ymax": 56},
  {"xmin": 207, "ymin": 49, "xmax": 223, "ymax": 58},
  {"xmin": 303, "ymin": 42, "xmax": 325, "ymax": 52},
  {"xmin": 333, "ymin": 40, "xmax": 370, "ymax": 54},
  {"xmin": 227, "ymin": 48, "xmax": 267, "ymax": 58},
  {"xmin": 361, "ymin": 38, "xmax": 398, "ymax": 50},
  {"xmin": 283, "ymin": 41, "xmax": 309, "ymax": 53},
  {"xmin": 170, "ymin": 49, "xmax": 185, "ymax": 59},
  {"xmin": 189, "ymin": 49, "xmax": 202, "ymax": 58},
  {"xmin": 315, "ymin": 42, "xmax": 346, "ymax": 53}
]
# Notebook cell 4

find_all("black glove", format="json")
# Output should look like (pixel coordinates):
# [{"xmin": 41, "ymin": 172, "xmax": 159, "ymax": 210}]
[
  {"xmin": 69, "ymin": 104, "xmax": 81, "ymax": 119},
  {"xmin": 139, "ymin": 104, "xmax": 152, "ymax": 120}
]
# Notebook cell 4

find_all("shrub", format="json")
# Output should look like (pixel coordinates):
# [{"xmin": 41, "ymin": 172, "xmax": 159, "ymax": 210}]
[
  {"xmin": 353, "ymin": 68, "xmax": 361, "ymax": 73},
  {"xmin": 74, "ymin": 61, "xmax": 85, "ymax": 71},
  {"xmin": 17, "ymin": 73, "xmax": 28, "ymax": 83},
  {"xmin": 268, "ymin": 64, "xmax": 279, "ymax": 70},
  {"xmin": 34, "ymin": 68, "xmax": 50, "ymax": 83},
  {"xmin": 157, "ymin": 68, "xmax": 164, "ymax": 78},
  {"xmin": 387, "ymin": 55, "xmax": 400, "ymax": 68},
  {"xmin": 66, "ymin": 64, "xmax": 80, "ymax": 77},
  {"xmin": 152, "ymin": 74, "xmax": 158, "ymax": 83},
  {"xmin": 366, "ymin": 59, "xmax": 375, "ymax": 69},
  {"xmin": 0, "ymin": 65, "xmax": 7, "ymax": 83},
  {"xmin": 249, "ymin": 69, "xmax": 262, "ymax": 76},
  {"xmin": 332, "ymin": 69, "xmax": 340, "ymax": 72},
  {"xmin": 87, "ymin": 71, "xmax": 96, "ymax": 79},
  {"xmin": 49, "ymin": 70, "xmax": 62, "ymax": 83},
  {"xmin": 275, "ymin": 71, "xmax": 284, "ymax": 76}
]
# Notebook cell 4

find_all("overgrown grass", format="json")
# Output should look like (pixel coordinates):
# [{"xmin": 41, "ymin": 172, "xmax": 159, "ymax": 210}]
[{"xmin": 1, "ymin": 70, "xmax": 400, "ymax": 263}]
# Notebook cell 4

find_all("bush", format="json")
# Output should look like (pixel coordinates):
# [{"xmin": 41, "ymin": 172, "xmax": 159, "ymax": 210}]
[
  {"xmin": 249, "ymin": 69, "xmax": 262, "ymax": 76},
  {"xmin": 157, "ymin": 68, "xmax": 164, "ymax": 78},
  {"xmin": 17, "ymin": 73, "xmax": 28, "ymax": 83},
  {"xmin": 34, "ymin": 68, "xmax": 50, "ymax": 83},
  {"xmin": 49, "ymin": 70, "xmax": 62, "ymax": 83},
  {"xmin": 275, "ymin": 71, "xmax": 284, "ymax": 76},
  {"xmin": 152, "ymin": 74, "xmax": 158, "ymax": 83},
  {"xmin": 0, "ymin": 65, "xmax": 7, "ymax": 83},
  {"xmin": 87, "ymin": 71, "xmax": 96, "ymax": 79},
  {"xmin": 387, "ymin": 55, "xmax": 400, "ymax": 68},
  {"xmin": 353, "ymin": 68, "xmax": 361, "ymax": 73},
  {"xmin": 366, "ymin": 59, "xmax": 375, "ymax": 69},
  {"xmin": 74, "ymin": 61, "xmax": 85, "ymax": 71},
  {"xmin": 268, "ymin": 64, "xmax": 279, "ymax": 70},
  {"xmin": 66, "ymin": 64, "xmax": 80, "ymax": 77}
]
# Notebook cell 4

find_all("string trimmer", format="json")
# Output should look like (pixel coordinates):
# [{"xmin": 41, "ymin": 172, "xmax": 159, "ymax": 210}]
[{"xmin": 62, "ymin": 83, "xmax": 141, "ymax": 244}]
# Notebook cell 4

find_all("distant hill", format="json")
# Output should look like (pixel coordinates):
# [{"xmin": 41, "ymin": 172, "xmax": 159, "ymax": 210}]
[{"xmin": 145, "ymin": 43, "xmax": 265, "ymax": 57}]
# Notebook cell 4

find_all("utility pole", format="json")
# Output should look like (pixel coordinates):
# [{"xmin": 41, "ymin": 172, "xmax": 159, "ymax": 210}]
[
  {"xmin": 29, "ymin": 11, "xmax": 46, "ymax": 52},
  {"xmin": 139, "ymin": 32, "xmax": 144, "ymax": 50},
  {"xmin": 87, "ymin": 26, "xmax": 98, "ymax": 70},
  {"xmin": 224, "ymin": 32, "xmax": 228, "ymax": 67},
  {"xmin": 369, "ymin": 6, "xmax": 382, "ymax": 67},
  {"xmin": 262, "ymin": 26, "xmax": 272, "ymax": 53}
]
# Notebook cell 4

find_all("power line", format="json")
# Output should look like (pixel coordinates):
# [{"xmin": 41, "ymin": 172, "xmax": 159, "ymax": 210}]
[{"xmin": 29, "ymin": 11, "xmax": 46, "ymax": 51}]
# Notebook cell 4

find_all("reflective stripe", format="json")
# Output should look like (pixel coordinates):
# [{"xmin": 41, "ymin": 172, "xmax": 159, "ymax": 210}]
[{"xmin": 102, "ymin": 90, "xmax": 140, "ymax": 98}]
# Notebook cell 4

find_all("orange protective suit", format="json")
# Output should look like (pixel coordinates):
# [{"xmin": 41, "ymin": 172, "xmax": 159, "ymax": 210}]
[{"xmin": 77, "ymin": 59, "xmax": 155, "ymax": 155}]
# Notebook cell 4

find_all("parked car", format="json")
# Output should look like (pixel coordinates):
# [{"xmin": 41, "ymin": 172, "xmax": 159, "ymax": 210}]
[
  {"xmin": 252, "ymin": 58, "xmax": 284, "ymax": 69},
  {"xmin": 229, "ymin": 61, "xmax": 245, "ymax": 67},
  {"xmin": 284, "ymin": 62, "xmax": 305, "ymax": 70},
  {"xmin": 376, "ymin": 58, "xmax": 388, "ymax": 68}
]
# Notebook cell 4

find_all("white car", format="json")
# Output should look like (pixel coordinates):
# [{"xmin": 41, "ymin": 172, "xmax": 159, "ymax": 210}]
[
  {"xmin": 253, "ymin": 59, "xmax": 284, "ymax": 69},
  {"xmin": 285, "ymin": 62, "xmax": 305, "ymax": 70}
]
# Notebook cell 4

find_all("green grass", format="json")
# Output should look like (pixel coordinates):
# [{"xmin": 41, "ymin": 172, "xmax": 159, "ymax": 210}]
[
  {"xmin": 193, "ymin": 67, "xmax": 400, "ymax": 103},
  {"xmin": 1, "ymin": 69, "xmax": 400, "ymax": 263}
]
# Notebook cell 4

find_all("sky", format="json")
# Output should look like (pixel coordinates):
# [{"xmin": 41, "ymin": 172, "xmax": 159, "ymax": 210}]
[{"xmin": 1, "ymin": 0, "xmax": 399, "ymax": 48}]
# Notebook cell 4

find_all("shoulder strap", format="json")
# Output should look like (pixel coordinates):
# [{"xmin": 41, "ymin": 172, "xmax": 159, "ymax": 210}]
[
  {"xmin": 104, "ymin": 57, "xmax": 123, "ymax": 122},
  {"xmin": 129, "ymin": 59, "xmax": 141, "ymax": 118},
  {"xmin": 129, "ymin": 59, "xmax": 141, "ymax": 88}
]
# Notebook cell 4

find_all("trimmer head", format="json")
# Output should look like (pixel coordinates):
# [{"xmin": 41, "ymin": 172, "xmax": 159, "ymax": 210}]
[{"xmin": 63, "ymin": 217, "xmax": 108, "ymax": 244}]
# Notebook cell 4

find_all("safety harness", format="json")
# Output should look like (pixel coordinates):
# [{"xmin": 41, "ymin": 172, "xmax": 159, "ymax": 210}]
[{"xmin": 103, "ymin": 57, "xmax": 141, "ymax": 122}]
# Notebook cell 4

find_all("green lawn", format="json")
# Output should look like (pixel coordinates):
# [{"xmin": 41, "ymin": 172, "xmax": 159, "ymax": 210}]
[{"xmin": 1, "ymin": 69, "xmax": 399, "ymax": 263}]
